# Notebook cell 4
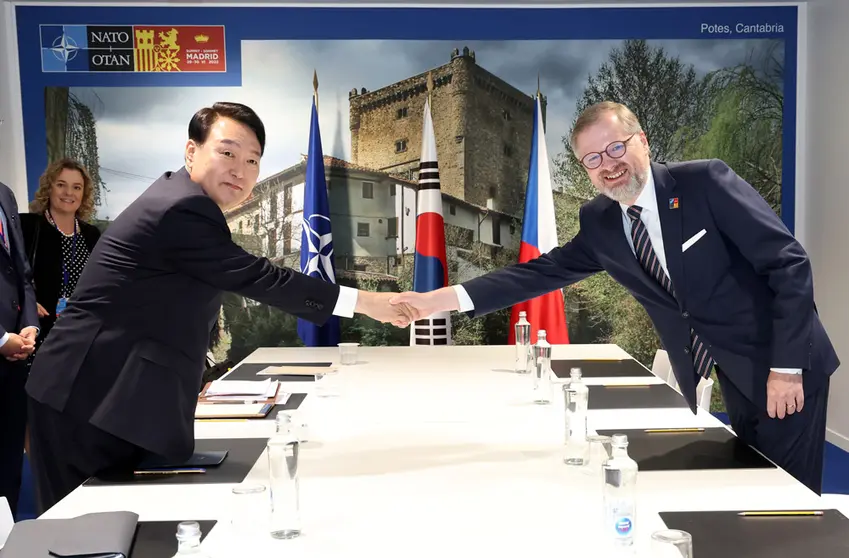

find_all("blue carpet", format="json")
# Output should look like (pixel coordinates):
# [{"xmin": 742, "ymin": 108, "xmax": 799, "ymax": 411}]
[{"xmin": 13, "ymin": 416, "xmax": 849, "ymax": 521}]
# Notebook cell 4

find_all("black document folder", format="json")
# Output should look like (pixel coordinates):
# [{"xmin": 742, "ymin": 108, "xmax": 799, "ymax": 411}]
[
  {"xmin": 551, "ymin": 358, "xmax": 654, "ymax": 379},
  {"xmin": 594, "ymin": 427, "xmax": 775, "ymax": 471},
  {"xmin": 659, "ymin": 509, "xmax": 849, "ymax": 558},
  {"xmin": 85, "ymin": 438, "xmax": 267, "ymax": 486},
  {"xmin": 587, "ymin": 383, "xmax": 688, "ymax": 410}
]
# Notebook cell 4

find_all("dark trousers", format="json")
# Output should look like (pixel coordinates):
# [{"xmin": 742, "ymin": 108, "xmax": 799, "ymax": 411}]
[
  {"xmin": 715, "ymin": 367, "xmax": 830, "ymax": 495},
  {"xmin": 0, "ymin": 363, "xmax": 29, "ymax": 518},
  {"xmin": 27, "ymin": 397, "xmax": 147, "ymax": 515}
]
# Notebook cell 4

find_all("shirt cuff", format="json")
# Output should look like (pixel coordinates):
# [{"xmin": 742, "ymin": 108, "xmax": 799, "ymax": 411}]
[
  {"xmin": 771, "ymin": 368, "xmax": 803, "ymax": 375},
  {"xmin": 453, "ymin": 285, "xmax": 475, "ymax": 313},
  {"xmin": 332, "ymin": 285, "xmax": 358, "ymax": 318},
  {"xmin": 0, "ymin": 332, "xmax": 8, "ymax": 348}
]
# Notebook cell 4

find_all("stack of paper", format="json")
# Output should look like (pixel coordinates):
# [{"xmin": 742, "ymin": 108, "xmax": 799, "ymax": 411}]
[
  {"xmin": 195, "ymin": 403, "xmax": 271, "ymax": 419},
  {"xmin": 204, "ymin": 379, "xmax": 278, "ymax": 402}
]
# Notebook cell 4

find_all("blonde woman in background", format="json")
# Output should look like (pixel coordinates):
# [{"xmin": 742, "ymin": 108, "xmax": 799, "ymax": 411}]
[{"xmin": 20, "ymin": 158, "xmax": 101, "ymax": 346}]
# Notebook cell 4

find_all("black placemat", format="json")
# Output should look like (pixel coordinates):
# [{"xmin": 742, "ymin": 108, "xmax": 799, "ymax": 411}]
[
  {"xmin": 224, "ymin": 362, "xmax": 331, "ymax": 381},
  {"xmin": 130, "ymin": 520, "xmax": 216, "ymax": 558},
  {"xmin": 594, "ymin": 427, "xmax": 775, "ymax": 471},
  {"xmin": 551, "ymin": 359, "xmax": 653, "ymax": 379},
  {"xmin": 587, "ymin": 383, "xmax": 688, "ymax": 410},
  {"xmin": 659, "ymin": 509, "xmax": 849, "ymax": 558},
  {"xmin": 265, "ymin": 394, "xmax": 308, "ymax": 420},
  {"xmin": 84, "ymin": 438, "xmax": 267, "ymax": 486}
]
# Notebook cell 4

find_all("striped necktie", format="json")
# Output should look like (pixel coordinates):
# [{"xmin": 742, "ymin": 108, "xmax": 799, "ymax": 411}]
[{"xmin": 627, "ymin": 205, "xmax": 714, "ymax": 380}]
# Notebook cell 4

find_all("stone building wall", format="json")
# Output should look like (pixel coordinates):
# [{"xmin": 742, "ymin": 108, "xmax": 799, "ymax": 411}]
[{"xmin": 349, "ymin": 47, "xmax": 546, "ymax": 216}]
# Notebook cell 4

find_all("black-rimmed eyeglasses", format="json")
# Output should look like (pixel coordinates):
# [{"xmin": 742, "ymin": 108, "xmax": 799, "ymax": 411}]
[{"xmin": 579, "ymin": 133, "xmax": 637, "ymax": 170}]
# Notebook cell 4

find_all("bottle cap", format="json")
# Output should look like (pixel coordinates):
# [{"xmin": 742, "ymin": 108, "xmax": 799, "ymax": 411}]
[
  {"xmin": 176, "ymin": 521, "xmax": 201, "ymax": 540},
  {"xmin": 611, "ymin": 434, "xmax": 629, "ymax": 447},
  {"xmin": 570, "ymin": 367, "xmax": 582, "ymax": 378},
  {"xmin": 538, "ymin": 330, "xmax": 547, "ymax": 339},
  {"xmin": 519, "ymin": 311, "xmax": 526, "ymax": 317}
]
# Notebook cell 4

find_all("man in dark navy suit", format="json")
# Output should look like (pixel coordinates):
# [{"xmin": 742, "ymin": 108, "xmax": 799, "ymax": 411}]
[
  {"xmin": 392, "ymin": 101, "xmax": 839, "ymax": 495},
  {"xmin": 0, "ymin": 181, "xmax": 38, "ymax": 518},
  {"xmin": 25, "ymin": 102, "xmax": 414, "ymax": 513}
]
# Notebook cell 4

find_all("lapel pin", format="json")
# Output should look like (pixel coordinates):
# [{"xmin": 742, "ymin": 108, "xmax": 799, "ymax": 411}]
[{"xmin": 669, "ymin": 197, "xmax": 679, "ymax": 210}]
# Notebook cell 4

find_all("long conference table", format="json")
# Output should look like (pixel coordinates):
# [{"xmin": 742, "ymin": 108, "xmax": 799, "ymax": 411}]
[{"xmin": 38, "ymin": 344, "xmax": 842, "ymax": 557}]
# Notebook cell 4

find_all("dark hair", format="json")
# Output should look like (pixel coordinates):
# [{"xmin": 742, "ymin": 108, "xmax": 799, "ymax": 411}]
[{"xmin": 187, "ymin": 102, "xmax": 266, "ymax": 156}]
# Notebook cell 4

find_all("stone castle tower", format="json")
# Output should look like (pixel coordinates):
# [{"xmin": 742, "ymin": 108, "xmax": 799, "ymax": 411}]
[{"xmin": 349, "ymin": 46, "xmax": 546, "ymax": 213}]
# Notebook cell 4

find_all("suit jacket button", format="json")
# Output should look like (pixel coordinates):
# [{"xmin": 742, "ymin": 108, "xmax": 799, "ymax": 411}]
[
  {"xmin": 684, "ymin": 347, "xmax": 691, "ymax": 354},
  {"xmin": 682, "ymin": 311, "xmax": 690, "ymax": 318},
  {"xmin": 316, "ymin": 303, "xmax": 324, "ymax": 310}
]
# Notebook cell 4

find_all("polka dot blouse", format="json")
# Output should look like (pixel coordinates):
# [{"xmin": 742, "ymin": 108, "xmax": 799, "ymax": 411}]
[{"xmin": 58, "ymin": 228, "xmax": 90, "ymax": 298}]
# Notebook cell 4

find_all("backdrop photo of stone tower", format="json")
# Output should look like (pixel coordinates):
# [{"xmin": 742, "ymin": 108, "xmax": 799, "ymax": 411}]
[{"xmin": 349, "ymin": 46, "xmax": 546, "ymax": 214}]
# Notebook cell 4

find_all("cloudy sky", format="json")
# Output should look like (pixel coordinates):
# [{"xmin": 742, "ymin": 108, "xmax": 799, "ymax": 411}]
[{"xmin": 70, "ymin": 38, "xmax": 778, "ymax": 220}]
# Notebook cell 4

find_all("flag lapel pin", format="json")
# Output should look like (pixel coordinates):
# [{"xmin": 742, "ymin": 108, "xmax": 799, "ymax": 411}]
[{"xmin": 668, "ymin": 197, "xmax": 679, "ymax": 210}]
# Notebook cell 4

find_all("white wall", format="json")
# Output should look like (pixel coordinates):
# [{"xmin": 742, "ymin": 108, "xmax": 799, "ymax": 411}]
[
  {"xmin": 807, "ymin": 0, "xmax": 849, "ymax": 450},
  {"xmin": 0, "ymin": 2, "xmax": 27, "ymax": 208}
]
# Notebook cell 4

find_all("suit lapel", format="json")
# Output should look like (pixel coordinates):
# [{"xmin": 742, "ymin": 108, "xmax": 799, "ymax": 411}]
[{"xmin": 652, "ymin": 162, "xmax": 684, "ymax": 310}]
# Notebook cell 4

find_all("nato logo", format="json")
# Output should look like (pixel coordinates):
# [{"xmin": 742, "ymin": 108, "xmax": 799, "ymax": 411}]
[{"xmin": 40, "ymin": 25, "xmax": 89, "ymax": 72}]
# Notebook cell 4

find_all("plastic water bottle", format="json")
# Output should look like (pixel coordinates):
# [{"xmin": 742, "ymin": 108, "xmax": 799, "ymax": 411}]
[
  {"xmin": 170, "ymin": 521, "xmax": 210, "ymax": 557},
  {"xmin": 602, "ymin": 434, "xmax": 639, "ymax": 554},
  {"xmin": 532, "ymin": 330, "xmax": 552, "ymax": 404},
  {"xmin": 514, "ymin": 311, "xmax": 531, "ymax": 373},
  {"xmin": 563, "ymin": 367, "xmax": 590, "ymax": 465},
  {"xmin": 268, "ymin": 413, "xmax": 301, "ymax": 539}
]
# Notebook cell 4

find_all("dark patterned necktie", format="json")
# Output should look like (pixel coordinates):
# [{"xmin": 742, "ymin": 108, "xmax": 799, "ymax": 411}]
[{"xmin": 627, "ymin": 205, "xmax": 714, "ymax": 380}]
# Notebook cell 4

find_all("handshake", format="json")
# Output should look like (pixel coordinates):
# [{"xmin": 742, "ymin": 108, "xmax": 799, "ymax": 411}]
[{"xmin": 354, "ymin": 288, "xmax": 463, "ymax": 328}]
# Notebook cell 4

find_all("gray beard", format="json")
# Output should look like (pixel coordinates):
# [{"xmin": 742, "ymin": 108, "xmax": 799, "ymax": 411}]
[{"xmin": 600, "ymin": 170, "xmax": 647, "ymax": 204}]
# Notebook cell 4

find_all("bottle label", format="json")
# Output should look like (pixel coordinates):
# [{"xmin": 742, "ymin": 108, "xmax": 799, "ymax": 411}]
[{"xmin": 606, "ymin": 499, "xmax": 635, "ymax": 541}]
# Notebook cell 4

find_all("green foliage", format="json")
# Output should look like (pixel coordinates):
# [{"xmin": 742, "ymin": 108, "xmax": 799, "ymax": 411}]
[
  {"xmin": 221, "ymin": 292, "xmax": 304, "ymax": 363},
  {"xmin": 684, "ymin": 40, "xmax": 784, "ymax": 213}
]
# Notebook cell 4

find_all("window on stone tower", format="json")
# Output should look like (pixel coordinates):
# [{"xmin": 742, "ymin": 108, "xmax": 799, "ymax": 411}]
[
  {"xmin": 502, "ymin": 109, "xmax": 512, "ymax": 121},
  {"xmin": 503, "ymin": 144, "xmax": 513, "ymax": 157},
  {"xmin": 396, "ymin": 107, "xmax": 408, "ymax": 119},
  {"xmin": 395, "ymin": 139, "xmax": 407, "ymax": 153}
]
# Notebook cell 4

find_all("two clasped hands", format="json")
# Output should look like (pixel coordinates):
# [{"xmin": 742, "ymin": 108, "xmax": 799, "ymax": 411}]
[
  {"xmin": 0, "ymin": 326, "xmax": 37, "ymax": 362},
  {"xmin": 353, "ymin": 287, "xmax": 460, "ymax": 328}
]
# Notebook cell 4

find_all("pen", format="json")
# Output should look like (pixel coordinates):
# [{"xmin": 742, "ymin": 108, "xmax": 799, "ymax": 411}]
[
  {"xmin": 644, "ymin": 428, "xmax": 705, "ymax": 433},
  {"xmin": 605, "ymin": 384, "xmax": 650, "ymax": 388},
  {"xmin": 737, "ymin": 510, "xmax": 822, "ymax": 517},
  {"xmin": 133, "ymin": 468, "xmax": 207, "ymax": 475}
]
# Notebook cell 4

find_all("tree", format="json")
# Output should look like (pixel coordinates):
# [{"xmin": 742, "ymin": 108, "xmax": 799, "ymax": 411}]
[
  {"xmin": 684, "ymin": 40, "xmax": 784, "ymax": 213},
  {"xmin": 551, "ymin": 39, "xmax": 718, "ymax": 367}
]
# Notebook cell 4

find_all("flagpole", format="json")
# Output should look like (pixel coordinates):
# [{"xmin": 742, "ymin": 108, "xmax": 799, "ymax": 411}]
[{"xmin": 313, "ymin": 69, "xmax": 319, "ymax": 114}]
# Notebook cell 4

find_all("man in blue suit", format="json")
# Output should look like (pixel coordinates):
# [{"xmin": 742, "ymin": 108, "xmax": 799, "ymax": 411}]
[
  {"xmin": 0, "ymin": 181, "xmax": 38, "ymax": 517},
  {"xmin": 392, "ymin": 101, "xmax": 839, "ymax": 494}
]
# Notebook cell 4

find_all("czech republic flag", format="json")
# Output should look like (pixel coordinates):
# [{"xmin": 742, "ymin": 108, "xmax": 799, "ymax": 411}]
[{"xmin": 508, "ymin": 94, "xmax": 570, "ymax": 345}]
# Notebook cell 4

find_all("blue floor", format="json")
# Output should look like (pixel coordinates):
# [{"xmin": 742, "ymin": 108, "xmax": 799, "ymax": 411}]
[
  {"xmin": 14, "ymin": 413, "xmax": 849, "ymax": 521},
  {"xmin": 713, "ymin": 412, "xmax": 849, "ymax": 494}
]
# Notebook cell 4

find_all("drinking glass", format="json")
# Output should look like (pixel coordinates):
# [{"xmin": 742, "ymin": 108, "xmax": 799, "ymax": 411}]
[
  {"xmin": 651, "ymin": 529, "xmax": 693, "ymax": 557},
  {"xmin": 230, "ymin": 483, "xmax": 270, "ymax": 539}
]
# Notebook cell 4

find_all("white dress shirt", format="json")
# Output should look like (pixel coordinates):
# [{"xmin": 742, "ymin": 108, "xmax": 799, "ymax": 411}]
[{"xmin": 452, "ymin": 173, "xmax": 799, "ymax": 375}]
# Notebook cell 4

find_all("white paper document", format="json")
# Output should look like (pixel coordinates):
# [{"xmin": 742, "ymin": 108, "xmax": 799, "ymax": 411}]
[
  {"xmin": 205, "ymin": 378, "xmax": 276, "ymax": 397},
  {"xmin": 195, "ymin": 403, "xmax": 268, "ymax": 418}
]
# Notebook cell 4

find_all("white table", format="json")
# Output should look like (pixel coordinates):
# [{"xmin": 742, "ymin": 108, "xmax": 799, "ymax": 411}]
[{"xmin": 41, "ymin": 344, "xmax": 824, "ymax": 557}]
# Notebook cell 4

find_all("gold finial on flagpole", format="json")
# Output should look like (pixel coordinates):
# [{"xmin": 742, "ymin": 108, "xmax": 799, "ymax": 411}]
[
  {"xmin": 313, "ymin": 69, "xmax": 319, "ymax": 113},
  {"xmin": 426, "ymin": 71, "xmax": 434, "ymax": 106},
  {"xmin": 537, "ymin": 73, "xmax": 541, "ymax": 99}
]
